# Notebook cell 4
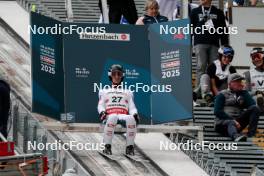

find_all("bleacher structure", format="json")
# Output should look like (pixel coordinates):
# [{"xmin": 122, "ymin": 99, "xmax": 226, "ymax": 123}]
[
  {"xmin": 171, "ymin": 107, "xmax": 264, "ymax": 176},
  {"xmin": 17, "ymin": 0, "xmax": 145, "ymax": 23},
  {"xmin": 16, "ymin": 0, "xmax": 221, "ymax": 23}
]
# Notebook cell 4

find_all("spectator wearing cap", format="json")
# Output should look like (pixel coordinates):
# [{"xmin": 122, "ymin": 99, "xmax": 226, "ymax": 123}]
[
  {"xmin": 214, "ymin": 73, "xmax": 260, "ymax": 142},
  {"xmin": 244, "ymin": 48, "xmax": 264, "ymax": 111},
  {"xmin": 0, "ymin": 77, "xmax": 10, "ymax": 138},
  {"xmin": 191, "ymin": 0, "xmax": 229, "ymax": 93},
  {"xmin": 136, "ymin": 0, "xmax": 168, "ymax": 25},
  {"xmin": 197, "ymin": 45, "xmax": 236, "ymax": 106}
]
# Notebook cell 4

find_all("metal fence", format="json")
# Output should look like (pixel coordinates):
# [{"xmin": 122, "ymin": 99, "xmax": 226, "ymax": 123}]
[{"xmin": 8, "ymin": 95, "xmax": 89, "ymax": 176}]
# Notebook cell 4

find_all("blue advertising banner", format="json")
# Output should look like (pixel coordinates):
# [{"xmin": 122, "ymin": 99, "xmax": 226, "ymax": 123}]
[
  {"xmin": 149, "ymin": 20, "xmax": 192, "ymax": 123},
  {"xmin": 30, "ymin": 12, "xmax": 64, "ymax": 119},
  {"xmin": 63, "ymin": 23, "xmax": 151, "ymax": 123},
  {"xmin": 31, "ymin": 12, "xmax": 192, "ymax": 124}
]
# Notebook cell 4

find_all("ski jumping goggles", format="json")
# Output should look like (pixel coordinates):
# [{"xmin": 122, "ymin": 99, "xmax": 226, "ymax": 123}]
[{"xmin": 250, "ymin": 48, "xmax": 264, "ymax": 59}]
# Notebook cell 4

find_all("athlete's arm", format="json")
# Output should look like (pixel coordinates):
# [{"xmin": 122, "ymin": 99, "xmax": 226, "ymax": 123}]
[
  {"xmin": 128, "ymin": 91, "xmax": 138, "ymax": 115},
  {"xmin": 97, "ymin": 90, "xmax": 106, "ymax": 114}
]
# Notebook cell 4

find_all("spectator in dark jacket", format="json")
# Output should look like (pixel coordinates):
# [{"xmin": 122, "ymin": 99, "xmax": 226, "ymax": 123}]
[
  {"xmin": 191, "ymin": 0, "xmax": 229, "ymax": 95},
  {"xmin": 0, "ymin": 79, "xmax": 10, "ymax": 138},
  {"xmin": 99, "ymin": 0, "xmax": 138, "ymax": 24},
  {"xmin": 214, "ymin": 73, "xmax": 260, "ymax": 142},
  {"xmin": 136, "ymin": 0, "xmax": 168, "ymax": 25}
]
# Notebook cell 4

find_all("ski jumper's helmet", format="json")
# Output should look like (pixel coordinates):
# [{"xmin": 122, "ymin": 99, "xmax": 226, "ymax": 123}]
[
  {"xmin": 218, "ymin": 45, "xmax": 235, "ymax": 62},
  {"xmin": 108, "ymin": 64, "xmax": 125, "ymax": 82}
]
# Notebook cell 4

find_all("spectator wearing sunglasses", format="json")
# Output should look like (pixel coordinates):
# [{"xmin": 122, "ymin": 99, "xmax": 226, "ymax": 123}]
[
  {"xmin": 198, "ymin": 45, "xmax": 237, "ymax": 106},
  {"xmin": 244, "ymin": 48, "xmax": 264, "ymax": 111}
]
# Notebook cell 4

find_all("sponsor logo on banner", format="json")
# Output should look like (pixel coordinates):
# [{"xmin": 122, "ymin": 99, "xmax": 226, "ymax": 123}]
[
  {"xmin": 40, "ymin": 55, "xmax": 55, "ymax": 66},
  {"xmin": 60, "ymin": 112, "xmax": 75, "ymax": 123},
  {"xmin": 80, "ymin": 33, "xmax": 130, "ymax": 41},
  {"xmin": 75, "ymin": 67, "xmax": 90, "ymax": 78},
  {"xmin": 161, "ymin": 60, "xmax": 180, "ymax": 69},
  {"xmin": 125, "ymin": 69, "xmax": 140, "ymax": 79},
  {"xmin": 173, "ymin": 33, "xmax": 186, "ymax": 40}
]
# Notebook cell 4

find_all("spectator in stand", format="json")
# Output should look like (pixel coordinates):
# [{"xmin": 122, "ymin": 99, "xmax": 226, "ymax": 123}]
[
  {"xmin": 0, "ymin": 76, "xmax": 10, "ymax": 138},
  {"xmin": 136, "ymin": 0, "xmax": 168, "ymax": 25},
  {"xmin": 191, "ymin": 0, "xmax": 229, "ymax": 97},
  {"xmin": 214, "ymin": 73, "xmax": 260, "ymax": 142},
  {"xmin": 244, "ymin": 48, "xmax": 264, "ymax": 111},
  {"xmin": 199, "ymin": 45, "xmax": 236, "ymax": 106},
  {"xmin": 98, "ymin": 0, "xmax": 138, "ymax": 24}
]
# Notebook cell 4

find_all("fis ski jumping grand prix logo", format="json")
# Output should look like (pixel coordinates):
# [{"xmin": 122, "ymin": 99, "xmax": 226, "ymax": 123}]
[{"xmin": 80, "ymin": 33, "xmax": 130, "ymax": 41}]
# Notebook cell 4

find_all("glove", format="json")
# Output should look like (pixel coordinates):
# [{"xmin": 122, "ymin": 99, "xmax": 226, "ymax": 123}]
[
  {"xmin": 99, "ymin": 111, "xmax": 107, "ymax": 122},
  {"xmin": 133, "ymin": 114, "xmax": 140, "ymax": 125},
  {"xmin": 236, "ymin": 96, "xmax": 244, "ymax": 106},
  {"xmin": 256, "ymin": 90, "xmax": 264, "ymax": 96}
]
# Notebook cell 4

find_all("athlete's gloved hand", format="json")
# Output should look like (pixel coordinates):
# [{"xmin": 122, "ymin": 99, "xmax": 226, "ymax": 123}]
[
  {"xmin": 133, "ymin": 114, "xmax": 140, "ymax": 125},
  {"xmin": 99, "ymin": 111, "xmax": 107, "ymax": 122}
]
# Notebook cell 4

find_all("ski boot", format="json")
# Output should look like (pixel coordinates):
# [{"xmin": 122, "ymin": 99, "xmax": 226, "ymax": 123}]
[
  {"xmin": 126, "ymin": 145, "xmax": 135, "ymax": 156},
  {"xmin": 103, "ymin": 144, "xmax": 112, "ymax": 155}
]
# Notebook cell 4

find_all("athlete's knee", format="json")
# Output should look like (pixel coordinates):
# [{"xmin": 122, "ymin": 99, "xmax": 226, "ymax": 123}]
[
  {"xmin": 200, "ymin": 74, "xmax": 211, "ymax": 93},
  {"xmin": 201, "ymin": 74, "xmax": 210, "ymax": 82},
  {"xmin": 226, "ymin": 120, "xmax": 236, "ymax": 127},
  {"xmin": 126, "ymin": 116, "xmax": 136, "ymax": 128},
  {"xmin": 105, "ymin": 115, "xmax": 118, "ymax": 128}
]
